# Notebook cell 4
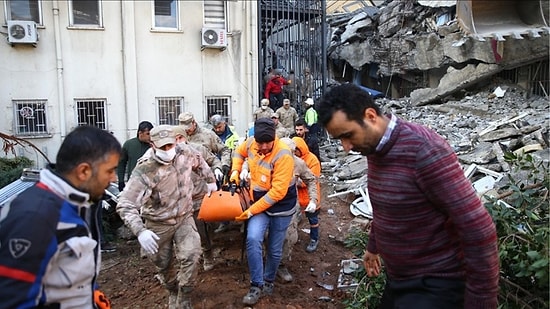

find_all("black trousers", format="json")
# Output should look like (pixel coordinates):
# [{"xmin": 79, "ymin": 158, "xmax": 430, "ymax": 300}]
[{"xmin": 379, "ymin": 277, "xmax": 465, "ymax": 309}]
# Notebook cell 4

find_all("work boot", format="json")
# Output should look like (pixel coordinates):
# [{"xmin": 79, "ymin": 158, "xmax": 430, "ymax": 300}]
[
  {"xmin": 262, "ymin": 282, "xmax": 274, "ymax": 295},
  {"xmin": 306, "ymin": 239, "xmax": 319, "ymax": 253},
  {"xmin": 242, "ymin": 286, "xmax": 262, "ymax": 305},
  {"xmin": 203, "ymin": 256, "xmax": 214, "ymax": 271},
  {"xmin": 168, "ymin": 290, "xmax": 178, "ymax": 309},
  {"xmin": 277, "ymin": 267, "xmax": 293, "ymax": 282},
  {"xmin": 177, "ymin": 287, "xmax": 194, "ymax": 309}
]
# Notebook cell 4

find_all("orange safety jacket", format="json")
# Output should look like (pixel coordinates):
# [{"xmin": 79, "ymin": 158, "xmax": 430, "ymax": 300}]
[
  {"xmin": 293, "ymin": 137, "xmax": 321, "ymax": 209},
  {"xmin": 232, "ymin": 137, "xmax": 296, "ymax": 216}
]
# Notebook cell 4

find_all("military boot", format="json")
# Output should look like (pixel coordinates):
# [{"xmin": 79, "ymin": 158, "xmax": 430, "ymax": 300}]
[{"xmin": 177, "ymin": 286, "xmax": 194, "ymax": 309}]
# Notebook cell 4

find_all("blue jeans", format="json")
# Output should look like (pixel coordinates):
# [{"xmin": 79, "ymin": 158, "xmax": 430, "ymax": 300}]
[{"xmin": 246, "ymin": 212, "xmax": 292, "ymax": 287}]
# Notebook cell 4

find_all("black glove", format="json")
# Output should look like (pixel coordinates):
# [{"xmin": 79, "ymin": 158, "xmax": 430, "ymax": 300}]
[
  {"xmin": 118, "ymin": 181, "xmax": 125, "ymax": 192},
  {"xmin": 221, "ymin": 165, "xmax": 231, "ymax": 177}
]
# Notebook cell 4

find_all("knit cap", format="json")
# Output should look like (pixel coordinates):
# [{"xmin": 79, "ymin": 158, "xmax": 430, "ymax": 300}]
[{"xmin": 254, "ymin": 118, "xmax": 276, "ymax": 142}]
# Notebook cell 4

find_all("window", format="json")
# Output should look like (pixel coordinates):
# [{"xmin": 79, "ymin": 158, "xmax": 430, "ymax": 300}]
[
  {"xmin": 206, "ymin": 96, "xmax": 231, "ymax": 124},
  {"xmin": 13, "ymin": 99, "xmax": 48, "ymax": 136},
  {"xmin": 5, "ymin": 0, "xmax": 42, "ymax": 24},
  {"xmin": 157, "ymin": 96, "xmax": 183, "ymax": 125},
  {"xmin": 153, "ymin": 0, "xmax": 179, "ymax": 29},
  {"xmin": 69, "ymin": 0, "xmax": 102, "ymax": 27},
  {"xmin": 203, "ymin": 0, "xmax": 226, "ymax": 29},
  {"xmin": 76, "ymin": 99, "xmax": 107, "ymax": 129}
]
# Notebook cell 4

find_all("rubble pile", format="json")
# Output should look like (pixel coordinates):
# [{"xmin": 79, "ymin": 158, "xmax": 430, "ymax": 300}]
[
  {"xmin": 321, "ymin": 83, "xmax": 549, "ymax": 203},
  {"xmin": 327, "ymin": 1, "xmax": 548, "ymax": 77}
]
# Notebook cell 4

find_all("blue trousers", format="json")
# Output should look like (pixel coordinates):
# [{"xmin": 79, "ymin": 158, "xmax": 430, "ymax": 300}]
[
  {"xmin": 380, "ymin": 277, "xmax": 465, "ymax": 309},
  {"xmin": 246, "ymin": 212, "xmax": 292, "ymax": 287}
]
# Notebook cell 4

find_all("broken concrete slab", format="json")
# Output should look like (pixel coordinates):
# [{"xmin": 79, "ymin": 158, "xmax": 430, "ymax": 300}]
[
  {"xmin": 458, "ymin": 141, "xmax": 495, "ymax": 164},
  {"xmin": 410, "ymin": 63, "xmax": 501, "ymax": 106},
  {"xmin": 479, "ymin": 127, "xmax": 522, "ymax": 142}
]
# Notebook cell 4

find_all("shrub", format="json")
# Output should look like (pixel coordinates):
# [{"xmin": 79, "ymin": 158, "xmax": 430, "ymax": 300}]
[{"xmin": 0, "ymin": 156, "xmax": 34, "ymax": 188}]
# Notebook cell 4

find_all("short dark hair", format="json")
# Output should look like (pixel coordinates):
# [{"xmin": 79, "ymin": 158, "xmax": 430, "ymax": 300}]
[
  {"xmin": 295, "ymin": 118, "xmax": 306, "ymax": 127},
  {"xmin": 56, "ymin": 126, "xmax": 122, "ymax": 175},
  {"xmin": 137, "ymin": 121, "xmax": 153, "ymax": 134},
  {"xmin": 318, "ymin": 83, "xmax": 381, "ymax": 127}
]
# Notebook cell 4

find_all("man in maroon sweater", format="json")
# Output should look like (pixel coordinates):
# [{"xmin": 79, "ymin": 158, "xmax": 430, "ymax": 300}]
[{"xmin": 318, "ymin": 84, "xmax": 499, "ymax": 308}]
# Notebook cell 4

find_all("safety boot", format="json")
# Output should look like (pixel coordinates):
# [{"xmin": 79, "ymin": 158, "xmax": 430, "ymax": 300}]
[{"xmin": 177, "ymin": 287, "xmax": 194, "ymax": 309}]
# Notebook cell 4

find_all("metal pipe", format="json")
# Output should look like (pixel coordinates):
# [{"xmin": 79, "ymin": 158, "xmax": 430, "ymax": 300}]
[{"xmin": 52, "ymin": 0, "xmax": 67, "ymax": 138}]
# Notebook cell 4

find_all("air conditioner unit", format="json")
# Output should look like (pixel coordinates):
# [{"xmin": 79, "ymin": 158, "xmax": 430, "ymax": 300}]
[
  {"xmin": 201, "ymin": 28, "xmax": 227, "ymax": 49},
  {"xmin": 8, "ymin": 20, "xmax": 38, "ymax": 44}
]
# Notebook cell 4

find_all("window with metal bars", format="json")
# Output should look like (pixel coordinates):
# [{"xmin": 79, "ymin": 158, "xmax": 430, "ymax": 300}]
[
  {"xmin": 203, "ymin": 0, "xmax": 226, "ymax": 29},
  {"xmin": 6, "ymin": 0, "xmax": 42, "ymax": 25},
  {"xmin": 13, "ymin": 99, "xmax": 48, "ymax": 136},
  {"xmin": 205, "ymin": 96, "xmax": 231, "ymax": 124},
  {"xmin": 157, "ymin": 96, "xmax": 184, "ymax": 125},
  {"xmin": 76, "ymin": 99, "xmax": 107, "ymax": 129}
]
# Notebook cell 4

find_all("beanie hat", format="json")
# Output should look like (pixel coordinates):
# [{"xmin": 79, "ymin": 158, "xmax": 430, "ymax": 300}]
[{"xmin": 254, "ymin": 118, "xmax": 276, "ymax": 142}]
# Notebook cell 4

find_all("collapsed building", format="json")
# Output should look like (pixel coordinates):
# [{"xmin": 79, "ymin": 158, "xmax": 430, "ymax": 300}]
[
  {"xmin": 326, "ymin": 0, "xmax": 549, "ymax": 104},
  {"xmin": 322, "ymin": 0, "xmax": 549, "ymax": 214}
]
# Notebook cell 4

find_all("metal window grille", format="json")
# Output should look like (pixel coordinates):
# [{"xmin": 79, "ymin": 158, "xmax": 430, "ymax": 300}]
[
  {"xmin": 13, "ymin": 99, "xmax": 48, "ymax": 136},
  {"xmin": 206, "ymin": 96, "xmax": 231, "ymax": 124},
  {"xmin": 157, "ymin": 96, "xmax": 184, "ymax": 125},
  {"xmin": 76, "ymin": 99, "xmax": 107, "ymax": 129},
  {"xmin": 204, "ymin": 0, "xmax": 226, "ymax": 29}
]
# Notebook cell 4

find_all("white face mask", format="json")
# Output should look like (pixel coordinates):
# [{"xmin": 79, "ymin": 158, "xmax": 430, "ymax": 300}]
[
  {"xmin": 156, "ymin": 147, "xmax": 176, "ymax": 162},
  {"xmin": 261, "ymin": 105, "xmax": 268, "ymax": 110}
]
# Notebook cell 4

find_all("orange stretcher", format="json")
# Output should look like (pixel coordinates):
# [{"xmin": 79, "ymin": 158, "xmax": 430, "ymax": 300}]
[{"xmin": 198, "ymin": 183, "xmax": 250, "ymax": 222}]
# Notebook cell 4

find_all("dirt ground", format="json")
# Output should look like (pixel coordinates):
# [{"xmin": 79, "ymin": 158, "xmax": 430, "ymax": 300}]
[{"xmin": 99, "ymin": 179, "xmax": 361, "ymax": 309}]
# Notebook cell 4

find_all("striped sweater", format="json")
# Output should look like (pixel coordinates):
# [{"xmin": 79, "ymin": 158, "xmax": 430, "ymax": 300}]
[{"xmin": 366, "ymin": 117, "xmax": 499, "ymax": 308}]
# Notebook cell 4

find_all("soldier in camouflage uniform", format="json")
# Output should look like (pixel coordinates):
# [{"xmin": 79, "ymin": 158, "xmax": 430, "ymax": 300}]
[
  {"xmin": 178, "ymin": 112, "xmax": 231, "ymax": 169},
  {"xmin": 271, "ymin": 113, "xmax": 293, "ymax": 138},
  {"xmin": 275, "ymin": 99, "xmax": 298, "ymax": 134},
  {"xmin": 277, "ymin": 137, "xmax": 319, "ymax": 283},
  {"xmin": 253, "ymin": 98, "xmax": 275, "ymax": 121},
  {"xmin": 117, "ymin": 125, "xmax": 217, "ymax": 309},
  {"xmin": 173, "ymin": 126, "xmax": 223, "ymax": 271}
]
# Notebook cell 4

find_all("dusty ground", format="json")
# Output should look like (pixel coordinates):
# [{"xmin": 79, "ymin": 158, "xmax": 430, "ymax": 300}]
[{"xmin": 99, "ymin": 180, "xmax": 361, "ymax": 309}]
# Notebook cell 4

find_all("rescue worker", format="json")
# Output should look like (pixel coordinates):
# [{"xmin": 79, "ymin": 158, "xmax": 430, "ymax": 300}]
[
  {"xmin": 230, "ymin": 118, "xmax": 297, "ymax": 305},
  {"xmin": 292, "ymin": 136, "xmax": 322, "ymax": 252},
  {"xmin": 117, "ymin": 125, "xmax": 217, "ymax": 309},
  {"xmin": 275, "ymin": 99, "xmax": 298, "ymax": 134},
  {"xmin": 253, "ymin": 98, "xmax": 275, "ymax": 121},
  {"xmin": 277, "ymin": 137, "xmax": 319, "ymax": 282}
]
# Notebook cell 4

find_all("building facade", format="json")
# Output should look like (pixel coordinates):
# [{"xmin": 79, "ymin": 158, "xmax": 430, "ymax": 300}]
[{"xmin": 1, "ymin": 0, "xmax": 259, "ymax": 166}]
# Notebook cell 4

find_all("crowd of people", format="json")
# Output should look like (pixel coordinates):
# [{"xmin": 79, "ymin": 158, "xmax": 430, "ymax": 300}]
[{"xmin": 0, "ymin": 82, "xmax": 499, "ymax": 309}]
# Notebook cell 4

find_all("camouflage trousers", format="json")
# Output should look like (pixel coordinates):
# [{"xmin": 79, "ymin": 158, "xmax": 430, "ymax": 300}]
[
  {"xmin": 146, "ymin": 216, "xmax": 201, "ymax": 290},
  {"xmin": 281, "ymin": 205, "xmax": 300, "ymax": 263}
]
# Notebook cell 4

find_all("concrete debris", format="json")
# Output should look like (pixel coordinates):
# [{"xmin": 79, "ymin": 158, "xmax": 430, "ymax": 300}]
[
  {"xmin": 326, "ymin": 0, "xmax": 548, "ymax": 101},
  {"xmin": 321, "ymin": 82, "xmax": 548, "ymax": 214}
]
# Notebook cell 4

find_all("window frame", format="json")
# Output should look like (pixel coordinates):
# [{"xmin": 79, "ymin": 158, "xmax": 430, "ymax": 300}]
[
  {"xmin": 203, "ymin": 0, "xmax": 227, "ymax": 30},
  {"xmin": 151, "ymin": 0, "xmax": 180, "ymax": 31},
  {"xmin": 75, "ymin": 98, "xmax": 108, "ymax": 130},
  {"xmin": 68, "ymin": 0, "xmax": 103, "ymax": 29},
  {"xmin": 13, "ymin": 99, "xmax": 50, "ymax": 137},
  {"xmin": 4, "ymin": 0, "xmax": 43, "ymax": 25},
  {"xmin": 205, "ymin": 95, "xmax": 232, "ymax": 125},
  {"xmin": 156, "ymin": 96, "xmax": 184, "ymax": 125}
]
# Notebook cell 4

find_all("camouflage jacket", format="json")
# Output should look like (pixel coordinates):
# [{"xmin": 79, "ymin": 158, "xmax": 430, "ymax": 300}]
[
  {"xmin": 117, "ymin": 143, "xmax": 215, "ymax": 237},
  {"xmin": 188, "ymin": 142, "xmax": 221, "ymax": 201},
  {"xmin": 187, "ymin": 126, "xmax": 231, "ymax": 167},
  {"xmin": 253, "ymin": 107, "xmax": 274, "ymax": 120},
  {"xmin": 276, "ymin": 106, "xmax": 298, "ymax": 131}
]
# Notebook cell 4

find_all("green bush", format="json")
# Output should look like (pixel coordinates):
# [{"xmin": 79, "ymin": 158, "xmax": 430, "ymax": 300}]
[
  {"xmin": 343, "ymin": 228, "xmax": 386, "ymax": 308},
  {"xmin": 0, "ymin": 156, "xmax": 34, "ymax": 188},
  {"xmin": 484, "ymin": 152, "xmax": 549, "ymax": 309}
]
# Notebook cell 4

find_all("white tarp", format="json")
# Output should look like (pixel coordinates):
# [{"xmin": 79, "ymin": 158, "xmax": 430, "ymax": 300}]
[{"xmin": 418, "ymin": 0, "xmax": 456, "ymax": 7}]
